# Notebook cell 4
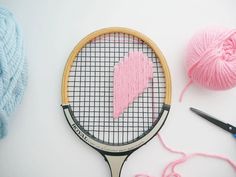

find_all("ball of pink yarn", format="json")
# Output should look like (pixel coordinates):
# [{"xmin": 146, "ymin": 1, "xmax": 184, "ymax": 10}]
[
  {"xmin": 180, "ymin": 28, "xmax": 236, "ymax": 101},
  {"xmin": 187, "ymin": 28, "xmax": 236, "ymax": 89}
]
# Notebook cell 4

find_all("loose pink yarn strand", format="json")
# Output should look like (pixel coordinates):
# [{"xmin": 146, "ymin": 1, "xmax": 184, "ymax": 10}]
[
  {"xmin": 179, "ymin": 80, "xmax": 193, "ymax": 102},
  {"xmin": 135, "ymin": 134, "xmax": 236, "ymax": 177}
]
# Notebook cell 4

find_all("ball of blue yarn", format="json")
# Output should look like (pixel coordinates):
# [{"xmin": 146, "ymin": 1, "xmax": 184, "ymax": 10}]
[{"xmin": 0, "ymin": 7, "xmax": 27, "ymax": 138}]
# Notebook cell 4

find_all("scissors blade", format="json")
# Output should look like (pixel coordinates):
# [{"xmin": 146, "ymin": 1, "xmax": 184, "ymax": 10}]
[{"xmin": 190, "ymin": 107, "xmax": 236, "ymax": 134}]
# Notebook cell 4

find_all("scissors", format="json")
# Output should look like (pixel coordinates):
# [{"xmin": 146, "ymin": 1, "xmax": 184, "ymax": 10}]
[{"xmin": 190, "ymin": 107, "xmax": 236, "ymax": 138}]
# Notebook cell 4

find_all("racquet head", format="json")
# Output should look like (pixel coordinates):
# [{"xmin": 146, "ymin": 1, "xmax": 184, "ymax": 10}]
[{"xmin": 61, "ymin": 27, "xmax": 171, "ymax": 177}]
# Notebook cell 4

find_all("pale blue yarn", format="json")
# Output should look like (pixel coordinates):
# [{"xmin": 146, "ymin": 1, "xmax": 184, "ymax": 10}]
[{"xmin": 0, "ymin": 7, "xmax": 27, "ymax": 138}]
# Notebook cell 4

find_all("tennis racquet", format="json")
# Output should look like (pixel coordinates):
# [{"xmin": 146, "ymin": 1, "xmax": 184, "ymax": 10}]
[{"xmin": 61, "ymin": 27, "xmax": 171, "ymax": 177}]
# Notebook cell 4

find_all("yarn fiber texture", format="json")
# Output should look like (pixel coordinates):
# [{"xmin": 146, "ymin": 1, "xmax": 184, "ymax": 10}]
[
  {"xmin": 0, "ymin": 7, "xmax": 27, "ymax": 138},
  {"xmin": 180, "ymin": 28, "xmax": 236, "ymax": 101}
]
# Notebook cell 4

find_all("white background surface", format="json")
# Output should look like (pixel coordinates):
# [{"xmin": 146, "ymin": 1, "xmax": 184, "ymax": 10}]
[{"xmin": 0, "ymin": 0, "xmax": 236, "ymax": 177}]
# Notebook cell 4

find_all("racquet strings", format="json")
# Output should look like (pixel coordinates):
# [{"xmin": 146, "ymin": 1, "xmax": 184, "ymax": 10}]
[{"xmin": 67, "ymin": 32, "xmax": 166, "ymax": 145}]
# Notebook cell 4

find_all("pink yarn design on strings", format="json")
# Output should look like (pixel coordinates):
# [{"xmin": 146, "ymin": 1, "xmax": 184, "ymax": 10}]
[
  {"xmin": 113, "ymin": 51, "xmax": 153, "ymax": 119},
  {"xmin": 135, "ymin": 134, "xmax": 236, "ymax": 177},
  {"xmin": 180, "ymin": 29, "xmax": 236, "ymax": 101}
]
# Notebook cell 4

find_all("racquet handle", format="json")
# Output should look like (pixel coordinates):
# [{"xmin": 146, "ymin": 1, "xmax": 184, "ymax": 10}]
[{"xmin": 105, "ymin": 155, "xmax": 127, "ymax": 177}]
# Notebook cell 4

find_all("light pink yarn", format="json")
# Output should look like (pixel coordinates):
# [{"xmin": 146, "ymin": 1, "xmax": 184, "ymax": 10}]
[
  {"xmin": 135, "ymin": 134, "xmax": 236, "ymax": 177},
  {"xmin": 180, "ymin": 28, "xmax": 236, "ymax": 101},
  {"xmin": 113, "ymin": 51, "xmax": 153, "ymax": 119}
]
